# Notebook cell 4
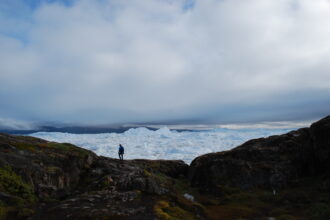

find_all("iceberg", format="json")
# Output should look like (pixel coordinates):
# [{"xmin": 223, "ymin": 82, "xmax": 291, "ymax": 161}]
[{"xmin": 30, "ymin": 126, "xmax": 295, "ymax": 164}]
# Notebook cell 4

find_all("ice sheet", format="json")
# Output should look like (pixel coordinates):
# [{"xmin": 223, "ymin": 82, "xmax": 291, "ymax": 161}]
[{"xmin": 30, "ymin": 126, "xmax": 295, "ymax": 164}]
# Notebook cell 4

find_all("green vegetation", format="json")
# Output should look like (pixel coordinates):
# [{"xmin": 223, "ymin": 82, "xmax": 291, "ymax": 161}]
[
  {"xmin": 10, "ymin": 142, "xmax": 37, "ymax": 152},
  {"xmin": 154, "ymin": 200, "xmax": 197, "ymax": 220},
  {"xmin": 148, "ymin": 173, "xmax": 203, "ymax": 219},
  {"xmin": 45, "ymin": 166, "xmax": 62, "ymax": 174},
  {"xmin": 143, "ymin": 169, "xmax": 172, "ymax": 190},
  {"xmin": 0, "ymin": 166, "xmax": 36, "ymax": 203},
  {"xmin": 0, "ymin": 166, "xmax": 37, "ymax": 219},
  {"xmin": 154, "ymin": 200, "xmax": 171, "ymax": 219},
  {"xmin": 47, "ymin": 142, "xmax": 91, "ymax": 157},
  {"xmin": 7, "ymin": 137, "xmax": 91, "ymax": 158},
  {"xmin": 169, "ymin": 175, "xmax": 330, "ymax": 220},
  {"xmin": 205, "ymin": 204, "xmax": 257, "ymax": 219},
  {"xmin": 152, "ymin": 172, "xmax": 171, "ymax": 183},
  {"xmin": 143, "ymin": 169, "xmax": 152, "ymax": 177}
]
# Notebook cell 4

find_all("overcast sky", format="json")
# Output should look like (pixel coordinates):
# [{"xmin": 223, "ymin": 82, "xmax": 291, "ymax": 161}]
[{"xmin": 0, "ymin": 0, "xmax": 330, "ymax": 128}]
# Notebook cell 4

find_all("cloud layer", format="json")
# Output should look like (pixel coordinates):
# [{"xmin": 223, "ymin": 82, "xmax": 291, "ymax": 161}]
[{"xmin": 1, "ymin": 0, "xmax": 330, "ymax": 124}]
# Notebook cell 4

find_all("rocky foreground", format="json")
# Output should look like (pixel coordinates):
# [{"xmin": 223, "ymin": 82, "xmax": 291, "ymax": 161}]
[{"xmin": 0, "ymin": 116, "xmax": 330, "ymax": 220}]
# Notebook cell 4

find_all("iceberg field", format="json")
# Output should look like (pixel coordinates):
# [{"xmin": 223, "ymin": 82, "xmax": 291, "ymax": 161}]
[{"xmin": 30, "ymin": 126, "xmax": 296, "ymax": 164}]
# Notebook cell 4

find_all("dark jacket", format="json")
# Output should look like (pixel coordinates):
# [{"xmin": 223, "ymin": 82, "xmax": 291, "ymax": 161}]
[{"xmin": 119, "ymin": 145, "xmax": 124, "ymax": 154}]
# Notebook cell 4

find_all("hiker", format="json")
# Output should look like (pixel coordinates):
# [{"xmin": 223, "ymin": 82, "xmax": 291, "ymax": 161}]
[{"xmin": 118, "ymin": 144, "xmax": 124, "ymax": 160}]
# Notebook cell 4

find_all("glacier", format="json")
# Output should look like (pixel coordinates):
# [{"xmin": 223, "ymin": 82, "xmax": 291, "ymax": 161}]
[{"xmin": 30, "ymin": 126, "xmax": 296, "ymax": 164}]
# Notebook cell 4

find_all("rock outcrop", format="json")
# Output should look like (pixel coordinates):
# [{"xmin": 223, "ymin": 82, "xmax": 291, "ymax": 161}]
[
  {"xmin": 310, "ymin": 115, "xmax": 330, "ymax": 173},
  {"xmin": 1, "ymin": 115, "xmax": 330, "ymax": 220},
  {"xmin": 188, "ymin": 116, "xmax": 330, "ymax": 193},
  {"xmin": 0, "ymin": 133, "xmax": 191, "ymax": 219}
]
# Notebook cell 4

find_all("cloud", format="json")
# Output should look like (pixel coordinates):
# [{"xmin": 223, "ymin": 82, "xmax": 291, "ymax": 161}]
[
  {"xmin": 0, "ymin": 117, "xmax": 37, "ymax": 130},
  {"xmin": 0, "ymin": 0, "xmax": 330, "ymax": 124}
]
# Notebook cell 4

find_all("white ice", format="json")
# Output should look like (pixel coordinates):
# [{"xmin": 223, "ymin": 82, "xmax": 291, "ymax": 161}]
[{"xmin": 29, "ymin": 126, "xmax": 295, "ymax": 164}]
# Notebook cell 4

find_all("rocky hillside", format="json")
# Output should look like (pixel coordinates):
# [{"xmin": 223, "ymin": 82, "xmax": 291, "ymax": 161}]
[
  {"xmin": 188, "ymin": 116, "xmax": 330, "ymax": 191},
  {"xmin": 0, "ymin": 116, "xmax": 330, "ymax": 219}
]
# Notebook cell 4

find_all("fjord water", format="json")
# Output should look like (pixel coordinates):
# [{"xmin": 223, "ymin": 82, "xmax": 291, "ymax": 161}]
[{"xmin": 30, "ymin": 125, "xmax": 300, "ymax": 164}]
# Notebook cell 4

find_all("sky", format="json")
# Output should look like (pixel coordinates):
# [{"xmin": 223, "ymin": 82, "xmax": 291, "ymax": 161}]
[{"xmin": 0, "ymin": 0, "xmax": 330, "ymax": 129}]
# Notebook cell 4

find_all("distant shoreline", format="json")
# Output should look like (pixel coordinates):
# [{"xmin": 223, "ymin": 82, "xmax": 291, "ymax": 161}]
[
  {"xmin": 0, "ymin": 126, "xmax": 204, "ymax": 135},
  {"xmin": 0, "ymin": 120, "xmax": 311, "ymax": 135}
]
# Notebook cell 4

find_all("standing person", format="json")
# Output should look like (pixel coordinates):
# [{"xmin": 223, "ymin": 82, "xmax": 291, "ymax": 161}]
[{"xmin": 118, "ymin": 144, "xmax": 124, "ymax": 160}]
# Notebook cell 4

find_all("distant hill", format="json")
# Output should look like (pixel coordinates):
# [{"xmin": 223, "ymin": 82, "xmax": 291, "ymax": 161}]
[
  {"xmin": 0, "ymin": 125, "xmax": 159, "ymax": 135},
  {"xmin": 0, "ymin": 125, "xmax": 200, "ymax": 135}
]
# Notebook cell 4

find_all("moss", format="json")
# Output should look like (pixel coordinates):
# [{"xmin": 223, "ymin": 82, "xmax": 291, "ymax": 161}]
[
  {"xmin": 144, "ymin": 170, "xmax": 171, "ymax": 190},
  {"xmin": 0, "ymin": 166, "xmax": 36, "ymax": 204},
  {"xmin": 153, "ymin": 172, "xmax": 170, "ymax": 183},
  {"xmin": 193, "ymin": 176, "xmax": 330, "ymax": 220},
  {"xmin": 165, "ymin": 205, "xmax": 197, "ymax": 220},
  {"xmin": 173, "ymin": 178, "xmax": 221, "ymax": 208},
  {"xmin": 205, "ymin": 204, "xmax": 258, "ymax": 220},
  {"xmin": 142, "ymin": 169, "xmax": 171, "ymax": 183},
  {"xmin": 178, "ymin": 195, "xmax": 206, "ymax": 218},
  {"xmin": 0, "ymin": 173, "xmax": 35, "ymax": 220},
  {"xmin": 45, "ymin": 166, "xmax": 61, "ymax": 174},
  {"xmin": 143, "ymin": 169, "xmax": 152, "ymax": 177},
  {"xmin": 173, "ymin": 178, "xmax": 201, "ymax": 198},
  {"xmin": 154, "ymin": 200, "xmax": 197, "ymax": 220},
  {"xmin": 47, "ymin": 142, "xmax": 91, "ymax": 157},
  {"xmin": 10, "ymin": 142, "xmax": 37, "ymax": 152},
  {"xmin": 154, "ymin": 200, "xmax": 171, "ymax": 220}
]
